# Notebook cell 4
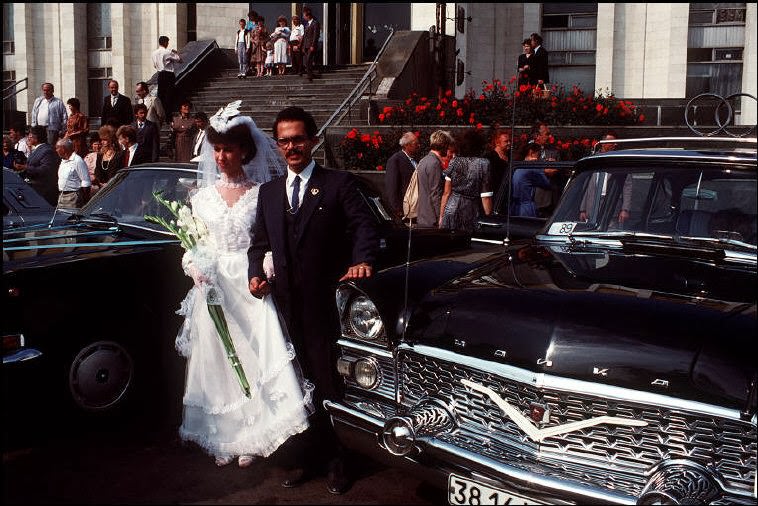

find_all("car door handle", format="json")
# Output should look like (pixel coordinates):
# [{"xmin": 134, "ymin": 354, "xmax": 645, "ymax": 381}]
[{"xmin": 479, "ymin": 222, "xmax": 503, "ymax": 227}]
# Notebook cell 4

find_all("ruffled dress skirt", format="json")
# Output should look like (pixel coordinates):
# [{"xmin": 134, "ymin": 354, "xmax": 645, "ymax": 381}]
[{"xmin": 176, "ymin": 250, "xmax": 313, "ymax": 458}]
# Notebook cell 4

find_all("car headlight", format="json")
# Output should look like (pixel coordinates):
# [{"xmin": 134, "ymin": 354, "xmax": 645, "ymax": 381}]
[
  {"xmin": 354, "ymin": 358, "xmax": 379, "ymax": 389},
  {"xmin": 349, "ymin": 296, "xmax": 384, "ymax": 340}
]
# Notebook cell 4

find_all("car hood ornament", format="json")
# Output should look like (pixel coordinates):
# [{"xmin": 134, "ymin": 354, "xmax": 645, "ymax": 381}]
[{"xmin": 461, "ymin": 379, "xmax": 648, "ymax": 442}]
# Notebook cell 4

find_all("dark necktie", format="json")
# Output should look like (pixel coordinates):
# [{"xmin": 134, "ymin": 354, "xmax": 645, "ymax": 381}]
[
  {"xmin": 291, "ymin": 175, "xmax": 301, "ymax": 213},
  {"xmin": 138, "ymin": 122, "xmax": 144, "ymax": 130},
  {"xmin": 124, "ymin": 149, "xmax": 130, "ymax": 166}
]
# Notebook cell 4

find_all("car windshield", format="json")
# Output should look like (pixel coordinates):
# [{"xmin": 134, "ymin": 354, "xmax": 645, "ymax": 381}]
[
  {"xmin": 81, "ymin": 167, "xmax": 199, "ymax": 230},
  {"xmin": 546, "ymin": 164, "xmax": 757, "ymax": 246}
]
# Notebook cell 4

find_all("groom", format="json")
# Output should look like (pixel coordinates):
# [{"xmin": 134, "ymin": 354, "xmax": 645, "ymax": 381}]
[{"xmin": 248, "ymin": 106, "xmax": 379, "ymax": 494}]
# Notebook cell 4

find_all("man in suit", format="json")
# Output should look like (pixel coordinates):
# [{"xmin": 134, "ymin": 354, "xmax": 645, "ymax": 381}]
[
  {"xmin": 101, "ymin": 80, "xmax": 134, "ymax": 128},
  {"xmin": 301, "ymin": 7, "xmax": 320, "ymax": 81},
  {"xmin": 135, "ymin": 81, "xmax": 166, "ymax": 129},
  {"xmin": 116, "ymin": 125, "xmax": 151, "ymax": 167},
  {"xmin": 416, "ymin": 130, "xmax": 455, "ymax": 228},
  {"xmin": 132, "ymin": 104, "xmax": 160, "ymax": 162},
  {"xmin": 384, "ymin": 131, "xmax": 419, "ymax": 220},
  {"xmin": 529, "ymin": 32, "xmax": 549, "ymax": 86},
  {"xmin": 15, "ymin": 126, "xmax": 60, "ymax": 206},
  {"xmin": 248, "ymin": 106, "xmax": 379, "ymax": 495},
  {"xmin": 191, "ymin": 112, "xmax": 209, "ymax": 159}
]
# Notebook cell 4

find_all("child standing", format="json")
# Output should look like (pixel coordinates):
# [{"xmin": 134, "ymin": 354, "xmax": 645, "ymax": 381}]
[{"xmin": 264, "ymin": 41, "xmax": 275, "ymax": 76}]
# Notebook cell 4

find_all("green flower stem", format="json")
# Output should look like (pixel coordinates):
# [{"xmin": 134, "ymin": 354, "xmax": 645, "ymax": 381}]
[{"xmin": 207, "ymin": 302, "xmax": 252, "ymax": 398}]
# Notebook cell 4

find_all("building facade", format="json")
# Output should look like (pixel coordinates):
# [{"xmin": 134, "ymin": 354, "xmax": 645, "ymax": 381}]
[{"xmin": 3, "ymin": 3, "xmax": 755, "ymax": 125}]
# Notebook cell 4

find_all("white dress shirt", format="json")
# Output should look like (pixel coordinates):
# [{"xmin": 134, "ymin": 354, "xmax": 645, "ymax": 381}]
[
  {"xmin": 286, "ymin": 160, "xmax": 315, "ymax": 212},
  {"xmin": 37, "ymin": 99, "xmax": 51, "ymax": 126},
  {"xmin": 152, "ymin": 46, "xmax": 181, "ymax": 73},
  {"xmin": 192, "ymin": 128, "xmax": 206, "ymax": 157},
  {"xmin": 126, "ymin": 143, "xmax": 138, "ymax": 166},
  {"xmin": 58, "ymin": 153, "xmax": 92, "ymax": 191}
]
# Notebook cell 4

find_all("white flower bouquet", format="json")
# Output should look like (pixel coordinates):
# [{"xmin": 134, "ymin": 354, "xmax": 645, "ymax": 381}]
[{"xmin": 145, "ymin": 191, "xmax": 251, "ymax": 398}]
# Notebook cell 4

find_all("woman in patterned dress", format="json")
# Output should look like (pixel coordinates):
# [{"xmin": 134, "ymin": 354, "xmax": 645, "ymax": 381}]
[
  {"xmin": 439, "ymin": 128, "xmax": 493, "ymax": 232},
  {"xmin": 64, "ymin": 97, "xmax": 89, "ymax": 157}
]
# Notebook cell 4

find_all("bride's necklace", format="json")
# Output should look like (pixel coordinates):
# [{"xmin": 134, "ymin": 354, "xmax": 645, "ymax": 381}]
[{"xmin": 216, "ymin": 172, "xmax": 252, "ymax": 189}]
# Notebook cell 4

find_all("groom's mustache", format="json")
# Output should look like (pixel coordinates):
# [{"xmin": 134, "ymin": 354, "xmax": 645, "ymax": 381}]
[{"xmin": 285, "ymin": 148, "xmax": 304, "ymax": 157}]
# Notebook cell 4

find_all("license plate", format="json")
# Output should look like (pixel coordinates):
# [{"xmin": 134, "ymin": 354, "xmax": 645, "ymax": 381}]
[{"xmin": 448, "ymin": 474, "xmax": 543, "ymax": 505}]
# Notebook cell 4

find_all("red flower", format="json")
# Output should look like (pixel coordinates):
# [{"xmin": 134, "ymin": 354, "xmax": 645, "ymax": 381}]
[
  {"xmin": 638, "ymin": 114, "xmax": 645, "ymax": 123},
  {"xmin": 382, "ymin": 106, "xmax": 393, "ymax": 114},
  {"xmin": 602, "ymin": 107, "xmax": 609, "ymax": 115},
  {"xmin": 361, "ymin": 134, "xmax": 371, "ymax": 143},
  {"xmin": 439, "ymin": 111, "xmax": 445, "ymax": 118},
  {"xmin": 445, "ymin": 89, "xmax": 453, "ymax": 97},
  {"xmin": 452, "ymin": 100, "xmax": 458, "ymax": 108},
  {"xmin": 548, "ymin": 135, "xmax": 555, "ymax": 144},
  {"xmin": 405, "ymin": 98, "xmax": 412, "ymax": 105},
  {"xmin": 357, "ymin": 152, "xmax": 363, "ymax": 159},
  {"xmin": 436, "ymin": 104, "xmax": 442, "ymax": 111},
  {"xmin": 476, "ymin": 123, "xmax": 483, "ymax": 130},
  {"xmin": 515, "ymin": 92, "xmax": 520, "ymax": 97},
  {"xmin": 456, "ymin": 108, "xmax": 464, "ymax": 117},
  {"xmin": 376, "ymin": 165, "xmax": 384, "ymax": 171},
  {"xmin": 509, "ymin": 76, "xmax": 517, "ymax": 83},
  {"xmin": 420, "ymin": 96, "xmax": 427, "ymax": 102},
  {"xmin": 378, "ymin": 113, "xmax": 385, "ymax": 122},
  {"xmin": 479, "ymin": 94, "xmax": 486, "ymax": 100},
  {"xmin": 596, "ymin": 104, "xmax": 603, "ymax": 112},
  {"xmin": 469, "ymin": 117, "xmax": 475, "ymax": 124},
  {"xmin": 519, "ymin": 84, "xmax": 529, "ymax": 93},
  {"xmin": 347, "ymin": 129, "xmax": 357, "ymax": 139}
]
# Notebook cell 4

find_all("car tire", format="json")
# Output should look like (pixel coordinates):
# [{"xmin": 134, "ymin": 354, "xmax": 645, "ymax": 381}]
[{"xmin": 67, "ymin": 340, "xmax": 134, "ymax": 413}]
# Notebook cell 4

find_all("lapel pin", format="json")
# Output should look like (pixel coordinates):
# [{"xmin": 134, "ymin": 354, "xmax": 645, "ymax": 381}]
[{"xmin": 311, "ymin": 188, "xmax": 320, "ymax": 196}]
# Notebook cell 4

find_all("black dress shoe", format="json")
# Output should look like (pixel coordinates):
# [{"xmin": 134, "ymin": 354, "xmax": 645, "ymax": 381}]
[
  {"xmin": 326, "ymin": 458, "xmax": 352, "ymax": 495},
  {"xmin": 281, "ymin": 467, "xmax": 309, "ymax": 488}
]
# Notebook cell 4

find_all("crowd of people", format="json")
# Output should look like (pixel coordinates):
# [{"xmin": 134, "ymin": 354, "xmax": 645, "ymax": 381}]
[
  {"xmin": 384, "ymin": 120, "xmax": 619, "ymax": 232},
  {"xmin": 234, "ymin": 8, "xmax": 319, "ymax": 81}
]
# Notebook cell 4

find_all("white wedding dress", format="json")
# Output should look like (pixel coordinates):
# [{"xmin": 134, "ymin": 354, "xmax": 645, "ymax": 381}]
[{"xmin": 175, "ymin": 184, "xmax": 312, "ymax": 459}]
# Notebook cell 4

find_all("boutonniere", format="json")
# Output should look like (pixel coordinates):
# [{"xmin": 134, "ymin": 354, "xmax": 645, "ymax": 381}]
[{"xmin": 310, "ymin": 188, "xmax": 320, "ymax": 196}]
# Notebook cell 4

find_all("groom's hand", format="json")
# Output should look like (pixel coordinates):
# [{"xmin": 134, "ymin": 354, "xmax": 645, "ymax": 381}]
[
  {"xmin": 339, "ymin": 262, "xmax": 373, "ymax": 281},
  {"xmin": 249, "ymin": 276, "xmax": 271, "ymax": 299}
]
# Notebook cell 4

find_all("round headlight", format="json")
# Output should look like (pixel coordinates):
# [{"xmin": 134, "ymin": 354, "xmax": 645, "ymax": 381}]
[
  {"xmin": 349, "ymin": 296, "xmax": 383, "ymax": 340},
  {"xmin": 354, "ymin": 358, "xmax": 379, "ymax": 389}
]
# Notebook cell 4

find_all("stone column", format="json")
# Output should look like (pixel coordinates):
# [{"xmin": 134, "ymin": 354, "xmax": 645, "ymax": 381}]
[
  {"xmin": 13, "ymin": 3, "xmax": 31, "ymax": 117},
  {"xmin": 595, "ymin": 4, "xmax": 615, "ymax": 93},
  {"xmin": 740, "ymin": 3, "xmax": 757, "ymax": 124},
  {"xmin": 351, "ymin": 3, "xmax": 363, "ymax": 64}
]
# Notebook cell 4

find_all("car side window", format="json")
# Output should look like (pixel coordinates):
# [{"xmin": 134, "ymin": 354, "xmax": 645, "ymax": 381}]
[{"xmin": 646, "ymin": 177, "xmax": 674, "ymax": 233}]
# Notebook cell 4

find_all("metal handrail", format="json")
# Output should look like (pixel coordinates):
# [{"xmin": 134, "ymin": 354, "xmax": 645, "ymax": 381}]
[
  {"xmin": 3, "ymin": 77, "xmax": 28, "ymax": 102},
  {"xmin": 313, "ymin": 27, "xmax": 396, "ymax": 154}
]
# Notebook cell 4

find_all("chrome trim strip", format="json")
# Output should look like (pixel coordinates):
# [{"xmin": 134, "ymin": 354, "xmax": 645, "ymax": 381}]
[
  {"xmin": 324, "ymin": 400, "xmax": 635, "ymax": 505},
  {"xmin": 3, "ymin": 348, "xmax": 43, "ymax": 364},
  {"xmin": 3, "ymin": 239, "xmax": 177, "ymax": 252},
  {"xmin": 472, "ymin": 238, "xmax": 505, "ymax": 245},
  {"xmin": 401, "ymin": 344, "xmax": 751, "ymax": 423},
  {"xmin": 337, "ymin": 339, "xmax": 394, "ymax": 359},
  {"xmin": 3, "ymin": 229, "xmax": 117, "ymax": 244}
]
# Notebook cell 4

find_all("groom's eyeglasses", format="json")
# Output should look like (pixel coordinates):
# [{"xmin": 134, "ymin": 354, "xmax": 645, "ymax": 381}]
[{"xmin": 275, "ymin": 135, "xmax": 310, "ymax": 148}]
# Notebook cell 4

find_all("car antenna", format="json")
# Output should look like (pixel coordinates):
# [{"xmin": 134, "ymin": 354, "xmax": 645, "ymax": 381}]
[
  {"xmin": 504, "ymin": 83, "xmax": 518, "ymax": 246},
  {"xmin": 401, "ymin": 217, "xmax": 413, "ymax": 341}
]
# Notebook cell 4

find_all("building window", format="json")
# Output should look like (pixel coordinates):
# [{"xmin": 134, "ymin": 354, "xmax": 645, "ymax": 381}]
[
  {"xmin": 686, "ymin": 3, "xmax": 745, "ymax": 99},
  {"xmin": 87, "ymin": 3, "xmax": 112, "ymax": 118},
  {"xmin": 363, "ymin": 3, "xmax": 410, "ymax": 62},
  {"xmin": 2, "ymin": 3, "xmax": 14, "ymax": 55},
  {"xmin": 541, "ymin": 3, "xmax": 598, "ymax": 93},
  {"xmin": 187, "ymin": 3, "xmax": 197, "ymax": 43}
]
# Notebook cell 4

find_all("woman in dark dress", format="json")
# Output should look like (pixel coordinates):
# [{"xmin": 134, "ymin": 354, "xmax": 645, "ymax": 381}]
[
  {"xmin": 94, "ymin": 124, "xmax": 124, "ymax": 186},
  {"xmin": 439, "ymin": 129, "xmax": 493, "ymax": 232},
  {"xmin": 517, "ymin": 39, "xmax": 533, "ymax": 86},
  {"xmin": 170, "ymin": 100, "xmax": 196, "ymax": 163}
]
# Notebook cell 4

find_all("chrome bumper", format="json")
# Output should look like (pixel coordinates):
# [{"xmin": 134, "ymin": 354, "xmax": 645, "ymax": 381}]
[{"xmin": 324, "ymin": 399, "xmax": 637, "ymax": 505}]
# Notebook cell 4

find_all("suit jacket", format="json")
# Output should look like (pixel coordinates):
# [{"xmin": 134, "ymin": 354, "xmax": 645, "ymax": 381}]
[
  {"xmin": 124, "ymin": 144, "xmax": 151, "ymax": 167},
  {"xmin": 248, "ymin": 164, "xmax": 379, "ymax": 400},
  {"xmin": 415, "ymin": 151, "xmax": 444, "ymax": 227},
  {"xmin": 133, "ymin": 120, "xmax": 160, "ymax": 162},
  {"xmin": 530, "ymin": 46, "xmax": 549, "ymax": 85},
  {"xmin": 384, "ymin": 149, "xmax": 416, "ymax": 218},
  {"xmin": 102, "ymin": 93, "xmax": 134, "ymax": 127},
  {"xmin": 303, "ymin": 18, "xmax": 320, "ymax": 50},
  {"xmin": 23, "ymin": 143, "xmax": 60, "ymax": 206}
]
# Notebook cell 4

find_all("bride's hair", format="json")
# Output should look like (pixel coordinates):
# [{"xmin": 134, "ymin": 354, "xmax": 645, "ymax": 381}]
[{"xmin": 206, "ymin": 124, "xmax": 257, "ymax": 164}]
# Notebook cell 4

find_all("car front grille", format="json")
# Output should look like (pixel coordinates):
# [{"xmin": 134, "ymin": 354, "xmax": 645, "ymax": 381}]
[{"xmin": 400, "ymin": 350, "xmax": 757, "ymax": 498}]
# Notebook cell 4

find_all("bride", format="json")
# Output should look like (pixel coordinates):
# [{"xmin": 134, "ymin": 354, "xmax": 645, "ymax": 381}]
[{"xmin": 175, "ymin": 101, "xmax": 313, "ymax": 467}]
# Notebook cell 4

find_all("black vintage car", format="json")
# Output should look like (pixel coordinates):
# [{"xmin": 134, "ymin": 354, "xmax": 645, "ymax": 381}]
[
  {"xmin": 2, "ymin": 163, "xmax": 469, "ymax": 428},
  {"xmin": 3, "ymin": 167, "xmax": 56, "ymax": 230},
  {"xmin": 326, "ymin": 137, "xmax": 757, "ymax": 504}
]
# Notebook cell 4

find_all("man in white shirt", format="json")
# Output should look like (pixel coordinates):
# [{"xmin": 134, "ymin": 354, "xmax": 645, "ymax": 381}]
[
  {"xmin": 9, "ymin": 124, "xmax": 31, "ymax": 158},
  {"xmin": 152, "ymin": 35, "xmax": 182, "ymax": 117},
  {"xmin": 55, "ymin": 138, "xmax": 91, "ymax": 209},
  {"xmin": 31, "ymin": 82, "xmax": 68, "ymax": 146}
]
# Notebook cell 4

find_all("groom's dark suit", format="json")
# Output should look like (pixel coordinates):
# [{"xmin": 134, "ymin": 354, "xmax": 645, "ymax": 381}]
[{"xmin": 248, "ymin": 163, "xmax": 379, "ymax": 471}]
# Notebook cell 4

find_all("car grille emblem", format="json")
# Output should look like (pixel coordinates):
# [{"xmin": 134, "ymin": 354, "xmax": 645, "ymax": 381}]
[
  {"xmin": 529, "ymin": 402, "xmax": 550, "ymax": 424},
  {"xmin": 462, "ymin": 379, "xmax": 648, "ymax": 442}
]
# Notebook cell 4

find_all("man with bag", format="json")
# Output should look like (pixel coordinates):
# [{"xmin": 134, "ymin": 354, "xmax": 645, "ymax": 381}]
[
  {"xmin": 385, "ymin": 131, "xmax": 418, "ymax": 221},
  {"xmin": 415, "ymin": 130, "xmax": 455, "ymax": 228}
]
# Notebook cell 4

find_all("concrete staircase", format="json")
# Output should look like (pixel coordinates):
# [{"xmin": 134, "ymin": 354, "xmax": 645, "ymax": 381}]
[{"xmin": 159, "ymin": 64, "xmax": 369, "ymax": 161}]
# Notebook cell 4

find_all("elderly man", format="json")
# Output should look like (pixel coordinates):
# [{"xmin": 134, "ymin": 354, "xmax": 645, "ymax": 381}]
[
  {"xmin": 55, "ymin": 138, "xmax": 91, "ymax": 209},
  {"xmin": 31, "ymin": 82, "xmax": 68, "ymax": 146},
  {"xmin": 384, "ymin": 131, "xmax": 419, "ymax": 219},
  {"xmin": 101, "ymin": 80, "xmax": 134, "ymax": 128}
]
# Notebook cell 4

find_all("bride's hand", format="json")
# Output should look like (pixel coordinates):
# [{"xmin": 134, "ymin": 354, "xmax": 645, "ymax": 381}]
[{"xmin": 249, "ymin": 276, "xmax": 271, "ymax": 299}]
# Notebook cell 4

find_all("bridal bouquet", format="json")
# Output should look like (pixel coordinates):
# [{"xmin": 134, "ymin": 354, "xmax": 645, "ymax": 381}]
[{"xmin": 145, "ymin": 191, "xmax": 252, "ymax": 398}]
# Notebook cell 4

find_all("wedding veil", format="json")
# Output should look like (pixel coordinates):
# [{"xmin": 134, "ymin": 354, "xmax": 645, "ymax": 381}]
[{"xmin": 194, "ymin": 100, "xmax": 286, "ymax": 187}]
